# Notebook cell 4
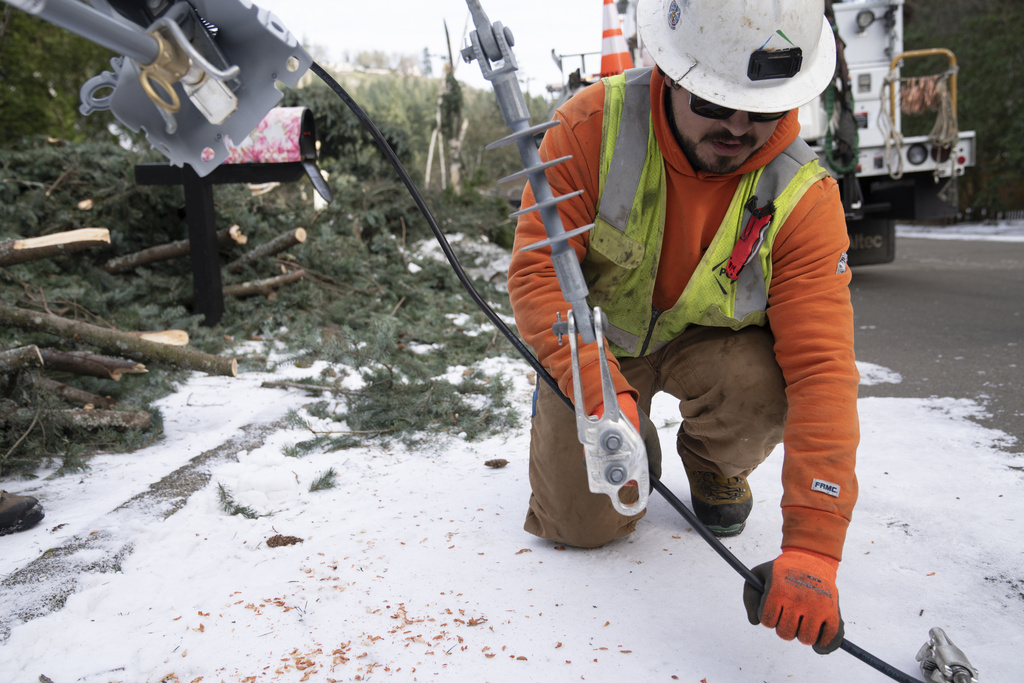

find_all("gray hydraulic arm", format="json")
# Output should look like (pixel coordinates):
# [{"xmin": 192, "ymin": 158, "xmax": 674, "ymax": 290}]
[
  {"xmin": 6, "ymin": 0, "xmax": 159, "ymax": 63},
  {"xmin": 3, "ymin": 0, "xmax": 311, "ymax": 176}
]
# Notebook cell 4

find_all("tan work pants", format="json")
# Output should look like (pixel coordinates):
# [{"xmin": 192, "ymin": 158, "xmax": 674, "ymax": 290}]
[{"xmin": 524, "ymin": 325, "xmax": 787, "ymax": 548}]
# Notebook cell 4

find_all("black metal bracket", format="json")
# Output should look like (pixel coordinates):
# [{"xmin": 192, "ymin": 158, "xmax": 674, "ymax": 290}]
[{"xmin": 134, "ymin": 161, "xmax": 308, "ymax": 326}]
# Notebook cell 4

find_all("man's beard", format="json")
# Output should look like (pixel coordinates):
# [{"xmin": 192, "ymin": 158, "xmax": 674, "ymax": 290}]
[{"xmin": 680, "ymin": 132, "xmax": 759, "ymax": 175}]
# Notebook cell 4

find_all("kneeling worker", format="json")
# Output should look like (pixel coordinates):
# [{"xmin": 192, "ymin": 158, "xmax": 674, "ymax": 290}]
[{"xmin": 507, "ymin": 0, "xmax": 859, "ymax": 654}]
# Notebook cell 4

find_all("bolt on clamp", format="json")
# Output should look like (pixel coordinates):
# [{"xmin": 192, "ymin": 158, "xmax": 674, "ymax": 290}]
[
  {"xmin": 568, "ymin": 308, "xmax": 649, "ymax": 516},
  {"xmin": 917, "ymin": 627, "xmax": 979, "ymax": 683}
]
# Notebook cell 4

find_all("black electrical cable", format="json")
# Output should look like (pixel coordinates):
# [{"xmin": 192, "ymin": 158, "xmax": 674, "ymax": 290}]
[
  {"xmin": 653, "ymin": 479, "xmax": 925, "ymax": 683},
  {"xmin": 309, "ymin": 62, "xmax": 557, "ymax": 397},
  {"xmin": 309, "ymin": 60, "xmax": 926, "ymax": 683}
]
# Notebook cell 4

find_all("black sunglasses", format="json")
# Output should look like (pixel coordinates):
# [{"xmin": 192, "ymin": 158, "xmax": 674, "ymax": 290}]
[{"xmin": 689, "ymin": 93, "xmax": 788, "ymax": 123}]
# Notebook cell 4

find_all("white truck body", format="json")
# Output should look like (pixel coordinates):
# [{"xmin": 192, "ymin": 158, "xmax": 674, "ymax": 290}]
[{"xmin": 801, "ymin": 0, "xmax": 976, "ymax": 263}]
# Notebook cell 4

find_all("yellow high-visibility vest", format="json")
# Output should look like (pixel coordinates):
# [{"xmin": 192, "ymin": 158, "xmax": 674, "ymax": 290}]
[{"xmin": 584, "ymin": 68, "xmax": 830, "ymax": 357}]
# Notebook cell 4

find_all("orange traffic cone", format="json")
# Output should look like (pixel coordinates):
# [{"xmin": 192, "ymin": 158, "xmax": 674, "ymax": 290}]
[{"xmin": 600, "ymin": 0, "xmax": 634, "ymax": 77}]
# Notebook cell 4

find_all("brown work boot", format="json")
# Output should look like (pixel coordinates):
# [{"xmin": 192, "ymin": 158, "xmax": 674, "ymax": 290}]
[
  {"xmin": 0, "ymin": 490, "xmax": 45, "ymax": 536},
  {"xmin": 684, "ymin": 466, "xmax": 752, "ymax": 537}
]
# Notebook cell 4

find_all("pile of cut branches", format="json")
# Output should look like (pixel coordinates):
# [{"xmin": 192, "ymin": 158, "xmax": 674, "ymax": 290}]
[{"xmin": 1, "ymin": 136, "xmax": 520, "ymax": 477}]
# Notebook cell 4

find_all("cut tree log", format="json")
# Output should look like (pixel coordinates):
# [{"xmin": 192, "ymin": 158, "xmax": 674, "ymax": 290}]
[
  {"xmin": 101, "ymin": 224, "xmax": 247, "ymax": 274},
  {"xmin": 0, "ymin": 228, "xmax": 111, "ymax": 267},
  {"xmin": 0, "ymin": 404, "xmax": 151, "ymax": 431},
  {"xmin": 39, "ymin": 349, "xmax": 147, "ymax": 381},
  {"xmin": 29, "ymin": 375, "xmax": 116, "ymax": 409},
  {"xmin": 0, "ymin": 304, "xmax": 237, "ymax": 377},
  {"xmin": 225, "ymin": 227, "xmax": 306, "ymax": 273},
  {"xmin": 0, "ymin": 345, "xmax": 45, "ymax": 374},
  {"xmin": 127, "ymin": 330, "xmax": 190, "ymax": 346},
  {"xmin": 221, "ymin": 269, "xmax": 305, "ymax": 299},
  {"xmin": 0, "ymin": 344, "xmax": 44, "ymax": 376}
]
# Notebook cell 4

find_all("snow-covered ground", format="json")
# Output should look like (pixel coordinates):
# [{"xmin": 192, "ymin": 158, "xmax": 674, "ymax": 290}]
[
  {"xmin": 2, "ymin": 222, "xmax": 1022, "ymax": 683},
  {"xmin": 896, "ymin": 219, "xmax": 1024, "ymax": 242}
]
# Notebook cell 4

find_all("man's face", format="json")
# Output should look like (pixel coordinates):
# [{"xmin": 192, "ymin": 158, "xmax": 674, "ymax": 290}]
[{"xmin": 666, "ymin": 82, "xmax": 782, "ymax": 175}]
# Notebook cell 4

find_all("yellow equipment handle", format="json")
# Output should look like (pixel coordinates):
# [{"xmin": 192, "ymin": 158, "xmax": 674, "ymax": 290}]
[{"xmin": 889, "ymin": 48, "xmax": 958, "ymax": 123}]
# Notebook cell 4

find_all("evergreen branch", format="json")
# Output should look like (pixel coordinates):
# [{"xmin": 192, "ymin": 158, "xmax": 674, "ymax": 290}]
[
  {"xmin": 261, "ymin": 380, "xmax": 368, "ymax": 396},
  {"xmin": 309, "ymin": 467, "xmax": 337, "ymax": 492},
  {"xmin": 216, "ymin": 483, "xmax": 262, "ymax": 520}
]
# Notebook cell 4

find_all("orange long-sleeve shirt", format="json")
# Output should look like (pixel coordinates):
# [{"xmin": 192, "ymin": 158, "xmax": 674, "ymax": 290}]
[{"xmin": 507, "ymin": 69, "xmax": 859, "ymax": 561}]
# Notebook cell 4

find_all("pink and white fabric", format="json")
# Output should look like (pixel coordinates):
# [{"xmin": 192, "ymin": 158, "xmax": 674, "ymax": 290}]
[{"xmin": 220, "ymin": 107, "xmax": 306, "ymax": 164}]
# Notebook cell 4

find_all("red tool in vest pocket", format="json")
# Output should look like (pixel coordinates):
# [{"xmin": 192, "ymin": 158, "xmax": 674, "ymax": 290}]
[{"xmin": 726, "ymin": 197, "xmax": 776, "ymax": 281}]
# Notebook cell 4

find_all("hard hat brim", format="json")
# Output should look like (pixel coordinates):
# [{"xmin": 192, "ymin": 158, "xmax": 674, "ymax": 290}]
[{"xmin": 638, "ymin": 10, "xmax": 837, "ymax": 113}]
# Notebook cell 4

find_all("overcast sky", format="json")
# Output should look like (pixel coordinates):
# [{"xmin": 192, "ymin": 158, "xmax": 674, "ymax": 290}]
[{"xmin": 252, "ymin": 0, "xmax": 607, "ymax": 94}]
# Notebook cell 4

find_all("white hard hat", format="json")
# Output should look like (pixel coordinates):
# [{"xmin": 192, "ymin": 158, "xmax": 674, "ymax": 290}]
[{"xmin": 636, "ymin": 0, "xmax": 836, "ymax": 113}]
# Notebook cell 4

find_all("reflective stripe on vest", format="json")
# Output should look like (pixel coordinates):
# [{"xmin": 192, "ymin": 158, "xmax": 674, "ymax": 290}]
[{"xmin": 583, "ymin": 67, "xmax": 828, "ymax": 357}]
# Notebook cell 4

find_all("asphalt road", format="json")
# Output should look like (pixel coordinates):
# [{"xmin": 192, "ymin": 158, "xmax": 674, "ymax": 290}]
[{"xmin": 850, "ymin": 234, "xmax": 1024, "ymax": 455}]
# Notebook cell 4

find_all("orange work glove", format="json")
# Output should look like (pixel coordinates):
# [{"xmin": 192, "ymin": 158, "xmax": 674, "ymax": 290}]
[
  {"xmin": 592, "ymin": 391, "xmax": 641, "ymax": 433},
  {"xmin": 742, "ymin": 547, "xmax": 845, "ymax": 654}
]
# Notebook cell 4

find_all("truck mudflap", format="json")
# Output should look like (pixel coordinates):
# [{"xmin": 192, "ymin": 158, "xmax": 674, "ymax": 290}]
[{"xmin": 847, "ymin": 218, "xmax": 896, "ymax": 266}]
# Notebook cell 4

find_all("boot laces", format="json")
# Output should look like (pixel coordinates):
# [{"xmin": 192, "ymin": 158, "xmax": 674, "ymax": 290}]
[{"xmin": 697, "ymin": 474, "xmax": 748, "ymax": 502}]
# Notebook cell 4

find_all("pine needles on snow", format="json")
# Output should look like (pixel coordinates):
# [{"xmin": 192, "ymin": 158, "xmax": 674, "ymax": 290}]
[
  {"xmin": 216, "ymin": 483, "xmax": 263, "ymax": 520},
  {"xmin": 308, "ymin": 468, "xmax": 338, "ymax": 492}
]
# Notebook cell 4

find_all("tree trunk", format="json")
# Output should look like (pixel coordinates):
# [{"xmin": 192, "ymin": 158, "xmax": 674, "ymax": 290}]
[
  {"xmin": 0, "ymin": 404, "xmax": 151, "ymax": 430},
  {"xmin": 448, "ymin": 117, "xmax": 469, "ymax": 194},
  {"xmin": 38, "ymin": 349, "xmax": 147, "ymax": 381},
  {"xmin": 101, "ymin": 224, "xmax": 247, "ymax": 274},
  {"xmin": 224, "ymin": 228, "xmax": 306, "ymax": 274},
  {"xmin": 0, "ymin": 305, "xmax": 237, "ymax": 377},
  {"xmin": 0, "ymin": 228, "xmax": 110, "ymax": 266},
  {"xmin": 0, "ymin": 345, "xmax": 44, "ymax": 374}
]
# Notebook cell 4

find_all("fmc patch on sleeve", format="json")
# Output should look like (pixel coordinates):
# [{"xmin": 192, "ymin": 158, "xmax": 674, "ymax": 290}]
[{"xmin": 812, "ymin": 478, "xmax": 841, "ymax": 497}]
